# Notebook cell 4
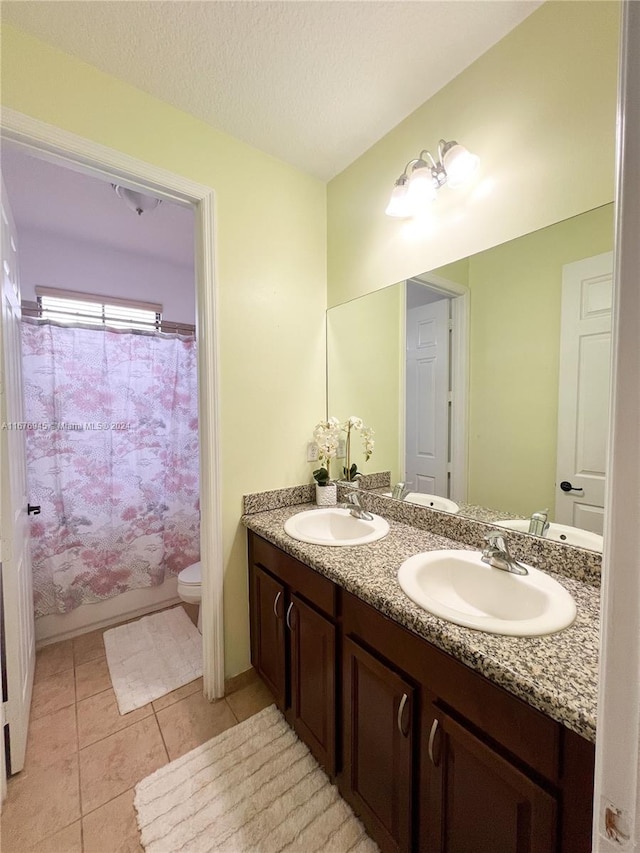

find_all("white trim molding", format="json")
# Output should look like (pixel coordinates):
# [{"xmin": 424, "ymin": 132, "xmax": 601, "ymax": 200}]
[
  {"xmin": 0, "ymin": 108, "xmax": 225, "ymax": 700},
  {"xmin": 593, "ymin": 2, "xmax": 640, "ymax": 849}
]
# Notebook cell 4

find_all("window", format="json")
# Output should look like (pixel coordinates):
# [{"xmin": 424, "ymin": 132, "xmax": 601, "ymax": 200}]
[{"xmin": 34, "ymin": 287, "xmax": 162, "ymax": 332}]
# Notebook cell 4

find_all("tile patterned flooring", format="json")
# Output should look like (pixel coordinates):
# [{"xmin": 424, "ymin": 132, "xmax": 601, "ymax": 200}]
[{"xmin": 2, "ymin": 605, "xmax": 274, "ymax": 852}]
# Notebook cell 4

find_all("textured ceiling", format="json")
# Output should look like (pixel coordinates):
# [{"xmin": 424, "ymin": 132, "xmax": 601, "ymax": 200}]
[
  {"xmin": 2, "ymin": 145, "xmax": 194, "ymax": 267},
  {"xmin": 2, "ymin": 0, "xmax": 542, "ymax": 180}
]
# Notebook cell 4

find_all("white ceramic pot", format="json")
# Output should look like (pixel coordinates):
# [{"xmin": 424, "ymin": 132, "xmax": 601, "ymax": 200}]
[{"xmin": 315, "ymin": 483, "xmax": 337, "ymax": 506}]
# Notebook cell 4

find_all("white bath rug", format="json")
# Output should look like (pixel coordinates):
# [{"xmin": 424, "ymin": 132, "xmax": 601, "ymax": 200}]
[
  {"xmin": 104, "ymin": 607, "xmax": 202, "ymax": 714},
  {"xmin": 134, "ymin": 704, "xmax": 378, "ymax": 853}
]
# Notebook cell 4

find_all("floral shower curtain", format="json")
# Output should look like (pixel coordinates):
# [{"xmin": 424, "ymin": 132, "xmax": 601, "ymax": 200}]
[{"xmin": 21, "ymin": 319, "xmax": 200, "ymax": 617}]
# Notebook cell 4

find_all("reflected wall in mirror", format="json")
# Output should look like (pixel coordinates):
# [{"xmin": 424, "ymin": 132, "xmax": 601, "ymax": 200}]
[{"xmin": 327, "ymin": 204, "xmax": 614, "ymax": 551}]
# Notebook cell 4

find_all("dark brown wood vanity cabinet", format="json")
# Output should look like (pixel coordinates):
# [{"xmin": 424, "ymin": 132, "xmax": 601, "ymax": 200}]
[
  {"xmin": 342, "ymin": 636, "xmax": 417, "ymax": 852},
  {"xmin": 424, "ymin": 706, "xmax": 557, "ymax": 853},
  {"xmin": 250, "ymin": 563, "xmax": 287, "ymax": 707},
  {"xmin": 247, "ymin": 532, "xmax": 595, "ymax": 853},
  {"xmin": 248, "ymin": 533, "xmax": 337, "ymax": 775}
]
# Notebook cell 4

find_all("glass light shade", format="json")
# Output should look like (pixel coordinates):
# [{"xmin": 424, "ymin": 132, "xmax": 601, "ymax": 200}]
[
  {"xmin": 385, "ymin": 181, "xmax": 413, "ymax": 218},
  {"xmin": 406, "ymin": 164, "xmax": 437, "ymax": 209},
  {"xmin": 113, "ymin": 185, "xmax": 162, "ymax": 216},
  {"xmin": 442, "ymin": 144, "xmax": 479, "ymax": 188}
]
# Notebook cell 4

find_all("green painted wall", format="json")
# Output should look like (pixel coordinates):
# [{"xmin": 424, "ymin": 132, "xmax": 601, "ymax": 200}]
[
  {"xmin": 327, "ymin": 284, "xmax": 403, "ymax": 483},
  {"xmin": 467, "ymin": 204, "xmax": 615, "ymax": 516},
  {"xmin": 327, "ymin": 1, "xmax": 619, "ymax": 308},
  {"xmin": 1, "ymin": 25, "xmax": 327, "ymax": 678},
  {"xmin": 430, "ymin": 259, "xmax": 469, "ymax": 288}
]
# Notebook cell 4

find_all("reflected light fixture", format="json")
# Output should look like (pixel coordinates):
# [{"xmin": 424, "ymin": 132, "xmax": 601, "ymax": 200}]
[
  {"xmin": 112, "ymin": 184, "xmax": 162, "ymax": 216},
  {"xmin": 385, "ymin": 139, "xmax": 479, "ymax": 218}
]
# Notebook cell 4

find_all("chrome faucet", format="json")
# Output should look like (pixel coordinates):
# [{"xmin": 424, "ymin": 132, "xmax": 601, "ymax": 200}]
[
  {"xmin": 344, "ymin": 491, "xmax": 374, "ymax": 521},
  {"xmin": 528, "ymin": 510, "xmax": 550, "ymax": 537},
  {"xmin": 391, "ymin": 481, "xmax": 411, "ymax": 501},
  {"xmin": 481, "ymin": 532, "xmax": 528, "ymax": 575}
]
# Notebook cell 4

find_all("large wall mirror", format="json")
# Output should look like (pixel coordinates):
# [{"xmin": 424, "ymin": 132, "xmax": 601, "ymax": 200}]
[{"xmin": 327, "ymin": 203, "xmax": 614, "ymax": 553}]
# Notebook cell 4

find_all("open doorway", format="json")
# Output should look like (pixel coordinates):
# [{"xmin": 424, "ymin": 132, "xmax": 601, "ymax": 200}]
[
  {"xmin": 3, "ymin": 144, "xmax": 200, "ymax": 643},
  {"xmin": 0, "ymin": 110, "xmax": 224, "ymax": 784}
]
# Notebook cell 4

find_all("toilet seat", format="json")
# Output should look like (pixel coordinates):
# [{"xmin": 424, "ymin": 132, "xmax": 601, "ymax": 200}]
[{"xmin": 178, "ymin": 561, "xmax": 201, "ymax": 586}]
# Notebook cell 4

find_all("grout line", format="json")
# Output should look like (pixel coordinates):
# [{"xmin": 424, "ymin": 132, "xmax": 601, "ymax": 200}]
[
  {"xmin": 75, "ymin": 687, "xmax": 83, "ymax": 823},
  {"xmin": 77, "ymin": 696, "xmax": 155, "ymax": 752},
  {"xmin": 74, "ymin": 679, "xmax": 86, "ymax": 849},
  {"xmin": 153, "ymin": 705, "xmax": 171, "ymax": 765},
  {"xmin": 78, "ymin": 713, "xmax": 154, "ymax": 752},
  {"xmin": 74, "ymin": 676, "xmax": 84, "ymax": 853},
  {"xmin": 226, "ymin": 698, "xmax": 241, "ymax": 725},
  {"xmin": 74, "ymin": 653, "xmax": 107, "ymax": 669},
  {"xmin": 79, "ymin": 784, "xmax": 140, "ymax": 820},
  {"xmin": 33, "ymin": 663, "xmax": 76, "ymax": 685}
]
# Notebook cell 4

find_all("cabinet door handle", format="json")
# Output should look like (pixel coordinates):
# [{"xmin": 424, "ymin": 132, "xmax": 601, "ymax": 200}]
[
  {"xmin": 286, "ymin": 601, "xmax": 295, "ymax": 630},
  {"xmin": 397, "ymin": 693, "xmax": 409, "ymax": 736},
  {"xmin": 273, "ymin": 590, "xmax": 282, "ymax": 618},
  {"xmin": 428, "ymin": 718, "xmax": 440, "ymax": 766}
]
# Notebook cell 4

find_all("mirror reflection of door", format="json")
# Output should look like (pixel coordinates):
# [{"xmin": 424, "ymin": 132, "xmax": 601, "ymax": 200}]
[
  {"xmin": 405, "ymin": 283, "xmax": 451, "ymax": 497},
  {"xmin": 325, "ymin": 205, "xmax": 615, "ymax": 550},
  {"xmin": 555, "ymin": 252, "xmax": 613, "ymax": 534}
]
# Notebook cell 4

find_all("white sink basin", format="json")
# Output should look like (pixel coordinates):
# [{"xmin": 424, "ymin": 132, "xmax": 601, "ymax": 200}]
[
  {"xmin": 398, "ymin": 549, "xmax": 576, "ymax": 636},
  {"xmin": 494, "ymin": 519, "xmax": 603, "ymax": 552},
  {"xmin": 384, "ymin": 492, "xmax": 460, "ymax": 513},
  {"xmin": 284, "ymin": 507, "xmax": 389, "ymax": 546}
]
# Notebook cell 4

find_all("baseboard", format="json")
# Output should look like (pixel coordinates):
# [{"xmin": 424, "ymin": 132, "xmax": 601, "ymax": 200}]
[
  {"xmin": 35, "ymin": 576, "xmax": 181, "ymax": 647},
  {"xmin": 224, "ymin": 667, "xmax": 258, "ymax": 696}
]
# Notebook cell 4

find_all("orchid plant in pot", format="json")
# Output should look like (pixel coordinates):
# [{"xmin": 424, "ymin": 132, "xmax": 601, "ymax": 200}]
[
  {"xmin": 312, "ymin": 417, "xmax": 340, "ymax": 506},
  {"xmin": 311, "ymin": 416, "xmax": 375, "ymax": 504},
  {"xmin": 340, "ymin": 416, "xmax": 375, "ymax": 486}
]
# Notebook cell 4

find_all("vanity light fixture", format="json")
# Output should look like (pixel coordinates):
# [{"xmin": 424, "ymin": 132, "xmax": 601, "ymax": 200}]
[{"xmin": 385, "ymin": 139, "xmax": 479, "ymax": 218}]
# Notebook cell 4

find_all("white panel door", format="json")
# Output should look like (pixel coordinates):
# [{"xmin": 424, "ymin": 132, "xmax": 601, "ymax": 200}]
[
  {"xmin": 1, "ymin": 178, "xmax": 35, "ymax": 776},
  {"xmin": 555, "ymin": 252, "xmax": 613, "ymax": 533},
  {"xmin": 405, "ymin": 299, "xmax": 450, "ymax": 496}
]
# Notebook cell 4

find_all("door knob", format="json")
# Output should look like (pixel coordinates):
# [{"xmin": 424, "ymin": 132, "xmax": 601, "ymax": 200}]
[
  {"xmin": 560, "ymin": 481, "xmax": 584, "ymax": 495},
  {"xmin": 27, "ymin": 504, "xmax": 41, "ymax": 515}
]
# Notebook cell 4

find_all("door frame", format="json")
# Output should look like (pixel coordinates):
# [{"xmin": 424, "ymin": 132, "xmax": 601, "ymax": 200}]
[
  {"xmin": 0, "ymin": 108, "xmax": 225, "ymax": 702},
  {"xmin": 404, "ymin": 274, "xmax": 469, "ymax": 502},
  {"xmin": 593, "ymin": 1, "xmax": 640, "ymax": 847}
]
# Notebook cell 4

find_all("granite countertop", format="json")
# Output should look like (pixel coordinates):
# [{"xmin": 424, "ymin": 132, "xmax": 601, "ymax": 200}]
[{"xmin": 242, "ymin": 503, "xmax": 599, "ymax": 743}]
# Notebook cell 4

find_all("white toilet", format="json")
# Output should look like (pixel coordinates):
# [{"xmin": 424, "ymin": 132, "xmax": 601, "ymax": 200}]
[{"xmin": 177, "ymin": 561, "xmax": 202, "ymax": 631}]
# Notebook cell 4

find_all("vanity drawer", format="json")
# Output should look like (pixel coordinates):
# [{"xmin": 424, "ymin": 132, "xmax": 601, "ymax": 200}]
[{"xmin": 249, "ymin": 533, "xmax": 337, "ymax": 618}]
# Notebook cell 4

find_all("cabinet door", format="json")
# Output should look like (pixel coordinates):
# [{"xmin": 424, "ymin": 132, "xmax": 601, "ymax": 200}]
[
  {"xmin": 427, "ymin": 707, "xmax": 557, "ymax": 853},
  {"xmin": 251, "ymin": 564, "xmax": 286, "ymax": 710},
  {"xmin": 342, "ymin": 636, "xmax": 415, "ymax": 853},
  {"xmin": 289, "ymin": 593, "xmax": 336, "ymax": 775}
]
